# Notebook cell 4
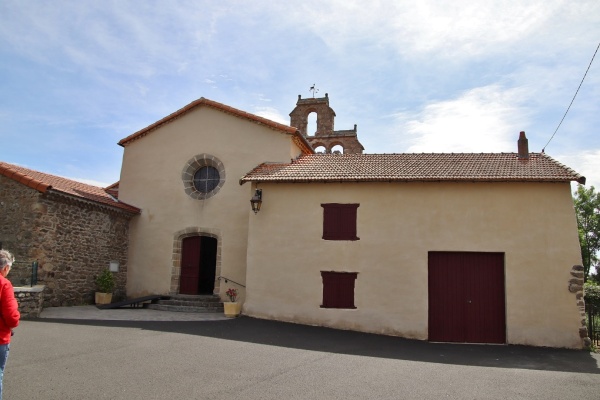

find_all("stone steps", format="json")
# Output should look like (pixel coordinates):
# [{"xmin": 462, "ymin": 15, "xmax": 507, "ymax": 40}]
[{"xmin": 146, "ymin": 294, "xmax": 224, "ymax": 313}]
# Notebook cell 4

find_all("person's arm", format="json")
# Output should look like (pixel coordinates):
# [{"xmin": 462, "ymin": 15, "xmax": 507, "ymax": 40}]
[{"xmin": 1, "ymin": 282, "xmax": 20, "ymax": 329}]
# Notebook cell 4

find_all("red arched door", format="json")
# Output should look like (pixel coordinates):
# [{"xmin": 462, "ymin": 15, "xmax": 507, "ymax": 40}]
[{"xmin": 180, "ymin": 236, "xmax": 217, "ymax": 295}]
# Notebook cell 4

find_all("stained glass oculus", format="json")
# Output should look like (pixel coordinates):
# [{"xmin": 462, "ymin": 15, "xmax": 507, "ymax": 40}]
[
  {"xmin": 193, "ymin": 166, "xmax": 220, "ymax": 193},
  {"xmin": 182, "ymin": 154, "xmax": 225, "ymax": 200}
]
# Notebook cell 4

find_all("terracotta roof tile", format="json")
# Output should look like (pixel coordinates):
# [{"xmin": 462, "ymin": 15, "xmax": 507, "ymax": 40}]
[
  {"xmin": 240, "ymin": 153, "xmax": 585, "ymax": 184},
  {"xmin": 0, "ymin": 162, "xmax": 140, "ymax": 214},
  {"xmin": 118, "ymin": 97, "xmax": 314, "ymax": 154}
]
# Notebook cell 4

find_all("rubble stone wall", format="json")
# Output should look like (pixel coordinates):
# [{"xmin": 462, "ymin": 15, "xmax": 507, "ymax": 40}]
[
  {"xmin": 14, "ymin": 285, "xmax": 44, "ymax": 318},
  {"xmin": 0, "ymin": 175, "xmax": 130, "ymax": 307}
]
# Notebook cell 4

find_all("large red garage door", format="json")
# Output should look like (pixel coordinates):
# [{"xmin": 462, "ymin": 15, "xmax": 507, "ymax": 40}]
[{"xmin": 428, "ymin": 252, "xmax": 506, "ymax": 344}]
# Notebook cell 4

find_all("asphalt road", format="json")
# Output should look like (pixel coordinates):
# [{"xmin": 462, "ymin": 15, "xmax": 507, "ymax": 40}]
[{"xmin": 6, "ymin": 316, "xmax": 600, "ymax": 399}]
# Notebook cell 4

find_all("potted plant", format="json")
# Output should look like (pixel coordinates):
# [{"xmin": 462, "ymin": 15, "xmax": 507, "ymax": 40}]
[
  {"xmin": 95, "ymin": 269, "xmax": 115, "ymax": 305},
  {"xmin": 223, "ymin": 288, "xmax": 241, "ymax": 317}
]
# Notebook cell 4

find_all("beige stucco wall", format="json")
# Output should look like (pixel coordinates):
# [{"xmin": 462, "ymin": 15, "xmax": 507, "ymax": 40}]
[
  {"xmin": 244, "ymin": 181, "xmax": 584, "ymax": 348},
  {"xmin": 118, "ymin": 105, "xmax": 302, "ymax": 300}
]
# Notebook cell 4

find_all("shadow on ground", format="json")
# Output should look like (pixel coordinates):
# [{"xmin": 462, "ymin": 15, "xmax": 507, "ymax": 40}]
[{"xmin": 36, "ymin": 315, "xmax": 599, "ymax": 374}]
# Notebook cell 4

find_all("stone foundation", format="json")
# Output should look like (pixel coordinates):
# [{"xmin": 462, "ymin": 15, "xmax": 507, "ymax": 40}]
[
  {"xmin": 568, "ymin": 265, "xmax": 590, "ymax": 348},
  {"xmin": 14, "ymin": 285, "xmax": 45, "ymax": 318}
]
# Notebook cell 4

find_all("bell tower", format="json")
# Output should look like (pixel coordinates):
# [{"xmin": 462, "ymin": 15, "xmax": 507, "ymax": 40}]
[{"xmin": 289, "ymin": 93, "xmax": 364, "ymax": 154}]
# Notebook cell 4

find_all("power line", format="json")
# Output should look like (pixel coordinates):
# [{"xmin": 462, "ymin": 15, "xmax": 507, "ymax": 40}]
[{"xmin": 542, "ymin": 41, "xmax": 600, "ymax": 153}]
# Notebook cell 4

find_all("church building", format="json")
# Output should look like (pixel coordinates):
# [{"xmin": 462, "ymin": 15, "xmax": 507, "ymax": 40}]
[{"xmin": 0, "ymin": 94, "xmax": 588, "ymax": 348}]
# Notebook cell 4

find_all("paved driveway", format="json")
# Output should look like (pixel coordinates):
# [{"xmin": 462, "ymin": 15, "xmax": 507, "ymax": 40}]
[{"xmin": 6, "ymin": 314, "xmax": 600, "ymax": 399}]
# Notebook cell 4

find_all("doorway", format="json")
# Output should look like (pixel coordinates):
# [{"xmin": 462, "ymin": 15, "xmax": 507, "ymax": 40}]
[
  {"xmin": 428, "ymin": 251, "xmax": 506, "ymax": 344},
  {"xmin": 180, "ymin": 236, "xmax": 217, "ymax": 295}
]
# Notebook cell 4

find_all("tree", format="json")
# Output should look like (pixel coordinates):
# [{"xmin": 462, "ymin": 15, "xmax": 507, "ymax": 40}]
[{"xmin": 573, "ymin": 185, "xmax": 600, "ymax": 282}]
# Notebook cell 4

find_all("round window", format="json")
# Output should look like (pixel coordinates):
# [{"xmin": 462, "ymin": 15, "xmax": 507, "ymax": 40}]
[
  {"xmin": 182, "ymin": 154, "xmax": 225, "ymax": 200},
  {"xmin": 193, "ymin": 166, "xmax": 220, "ymax": 193}
]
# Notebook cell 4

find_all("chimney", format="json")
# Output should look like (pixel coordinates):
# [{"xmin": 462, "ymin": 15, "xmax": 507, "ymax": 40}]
[{"xmin": 518, "ymin": 131, "xmax": 529, "ymax": 159}]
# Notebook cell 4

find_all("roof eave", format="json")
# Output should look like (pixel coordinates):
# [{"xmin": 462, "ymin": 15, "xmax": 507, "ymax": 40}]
[
  {"xmin": 47, "ymin": 189, "xmax": 141, "ymax": 216},
  {"xmin": 292, "ymin": 133, "xmax": 315, "ymax": 155},
  {"xmin": 240, "ymin": 177, "xmax": 584, "ymax": 184},
  {"xmin": 0, "ymin": 165, "xmax": 52, "ymax": 193}
]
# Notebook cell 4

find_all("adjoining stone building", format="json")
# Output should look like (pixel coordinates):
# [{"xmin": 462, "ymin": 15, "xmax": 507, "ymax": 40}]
[{"xmin": 0, "ymin": 162, "xmax": 139, "ymax": 307}]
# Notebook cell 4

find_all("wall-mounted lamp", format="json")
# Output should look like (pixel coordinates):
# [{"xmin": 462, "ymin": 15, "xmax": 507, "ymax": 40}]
[
  {"xmin": 250, "ymin": 189, "xmax": 263, "ymax": 214},
  {"xmin": 109, "ymin": 261, "xmax": 120, "ymax": 272}
]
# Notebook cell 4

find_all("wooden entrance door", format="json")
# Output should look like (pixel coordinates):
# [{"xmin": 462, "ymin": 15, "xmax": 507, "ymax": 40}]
[
  {"xmin": 428, "ymin": 252, "xmax": 506, "ymax": 344},
  {"xmin": 180, "ymin": 236, "xmax": 217, "ymax": 295}
]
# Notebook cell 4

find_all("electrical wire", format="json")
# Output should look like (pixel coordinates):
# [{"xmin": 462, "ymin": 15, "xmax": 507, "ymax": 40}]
[{"xmin": 542, "ymin": 41, "xmax": 600, "ymax": 153}]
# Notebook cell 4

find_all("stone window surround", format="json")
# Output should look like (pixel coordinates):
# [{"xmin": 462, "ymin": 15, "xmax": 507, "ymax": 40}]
[
  {"xmin": 182, "ymin": 154, "xmax": 226, "ymax": 200},
  {"xmin": 170, "ymin": 227, "xmax": 222, "ymax": 295}
]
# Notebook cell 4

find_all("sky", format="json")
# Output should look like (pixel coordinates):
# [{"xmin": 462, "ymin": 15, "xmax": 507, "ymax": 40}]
[{"xmin": 1, "ymin": 0, "xmax": 599, "ymax": 189}]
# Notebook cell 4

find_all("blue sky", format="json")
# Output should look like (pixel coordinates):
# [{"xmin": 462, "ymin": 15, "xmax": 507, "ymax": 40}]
[{"xmin": 1, "ymin": 1, "xmax": 599, "ymax": 189}]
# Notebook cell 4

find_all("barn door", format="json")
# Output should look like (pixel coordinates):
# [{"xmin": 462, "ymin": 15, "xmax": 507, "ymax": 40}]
[
  {"xmin": 180, "ymin": 236, "xmax": 217, "ymax": 295},
  {"xmin": 428, "ymin": 252, "xmax": 506, "ymax": 344}
]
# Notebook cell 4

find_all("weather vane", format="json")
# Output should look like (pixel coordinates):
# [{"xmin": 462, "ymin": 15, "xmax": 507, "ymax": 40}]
[{"xmin": 309, "ymin": 84, "xmax": 319, "ymax": 98}]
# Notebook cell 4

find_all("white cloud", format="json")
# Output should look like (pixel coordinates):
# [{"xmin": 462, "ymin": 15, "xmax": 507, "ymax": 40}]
[
  {"xmin": 3, "ymin": 0, "xmax": 597, "ymax": 75},
  {"xmin": 393, "ymin": 84, "xmax": 529, "ymax": 153},
  {"xmin": 0, "ymin": 1, "xmax": 215, "ymax": 76},
  {"xmin": 558, "ymin": 150, "xmax": 600, "ymax": 190},
  {"xmin": 0, "ymin": 0, "xmax": 597, "ymax": 187},
  {"xmin": 276, "ymin": 0, "xmax": 598, "ymax": 60},
  {"xmin": 257, "ymin": 94, "xmax": 272, "ymax": 102},
  {"xmin": 253, "ymin": 107, "xmax": 288, "ymax": 125}
]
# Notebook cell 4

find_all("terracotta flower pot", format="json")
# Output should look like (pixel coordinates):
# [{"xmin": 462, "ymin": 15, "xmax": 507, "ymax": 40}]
[
  {"xmin": 95, "ymin": 292, "xmax": 113, "ymax": 305},
  {"xmin": 223, "ymin": 302, "xmax": 241, "ymax": 317}
]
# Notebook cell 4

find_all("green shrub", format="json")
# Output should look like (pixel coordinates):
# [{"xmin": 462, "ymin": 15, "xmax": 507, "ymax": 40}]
[
  {"xmin": 584, "ymin": 281, "xmax": 600, "ymax": 308},
  {"xmin": 95, "ymin": 269, "xmax": 115, "ymax": 293}
]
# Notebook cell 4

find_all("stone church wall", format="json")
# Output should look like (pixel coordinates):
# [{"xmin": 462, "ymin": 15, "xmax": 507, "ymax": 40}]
[{"xmin": 0, "ymin": 175, "xmax": 130, "ymax": 307}]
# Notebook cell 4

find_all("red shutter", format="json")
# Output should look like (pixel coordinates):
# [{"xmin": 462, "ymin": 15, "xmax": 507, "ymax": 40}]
[
  {"xmin": 322, "ymin": 204, "xmax": 359, "ymax": 240},
  {"xmin": 321, "ymin": 271, "xmax": 358, "ymax": 309},
  {"xmin": 322, "ymin": 205, "xmax": 339, "ymax": 239},
  {"xmin": 340, "ymin": 204, "xmax": 358, "ymax": 240}
]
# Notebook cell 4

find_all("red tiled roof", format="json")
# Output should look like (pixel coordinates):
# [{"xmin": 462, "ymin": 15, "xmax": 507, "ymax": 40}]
[
  {"xmin": 104, "ymin": 181, "xmax": 120, "ymax": 198},
  {"xmin": 118, "ymin": 97, "xmax": 314, "ymax": 154},
  {"xmin": 240, "ymin": 153, "xmax": 586, "ymax": 184},
  {"xmin": 0, "ymin": 162, "xmax": 140, "ymax": 214}
]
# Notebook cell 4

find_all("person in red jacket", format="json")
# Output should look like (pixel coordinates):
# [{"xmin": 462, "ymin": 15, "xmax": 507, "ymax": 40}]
[{"xmin": 0, "ymin": 250, "xmax": 20, "ymax": 400}]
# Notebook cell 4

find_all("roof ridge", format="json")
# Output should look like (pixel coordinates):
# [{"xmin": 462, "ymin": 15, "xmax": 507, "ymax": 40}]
[
  {"xmin": 240, "ymin": 153, "xmax": 585, "ymax": 184},
  {"xmin": 307, "ymin": 152, "xmax": 540, "ymax": 156},
  {"xmin": 118, "ymin": 97, "xmax": 311, "ymax": 153},
  {"xmin": 0, "ymin": 161, "xmax": 140, "ymax": 214}
]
